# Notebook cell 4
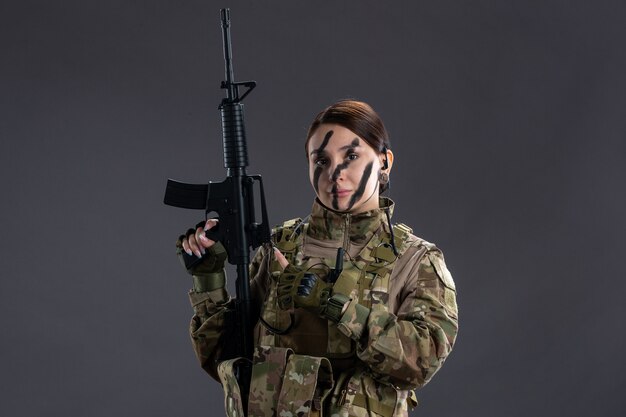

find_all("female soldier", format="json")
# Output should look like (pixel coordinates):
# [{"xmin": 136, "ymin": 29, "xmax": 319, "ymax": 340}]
[{"xmin": 178, "ymin": 100, "xmax": 458, "ymax": 416}]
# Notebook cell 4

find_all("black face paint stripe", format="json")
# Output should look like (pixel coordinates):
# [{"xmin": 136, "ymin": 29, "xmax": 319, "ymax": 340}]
[
  {"xmin": 330, "ymin": 138, "xmax": 362, "ymax": 210},
  {"xmin": 348, "ymin": 161, "xmax": 374, "ymax": 211},
  {"xmin": 313, "ymin": 130, "xmax": 334, "ymax": 194},
  {"xmin": 337, "ymin": 138, "xmax": 360, "ymax": 151},
  {"xmin": 331, "ymin": 138, "xmax": 360, "ymax": 182},
  {"xmin": 315, "ymin": 130, "xmax": 334, "ymax": 153},
  {"xmin": 331, "ymin": 160, "xmax": 351, "ymax": 182},
  {"xmin": 313, "ymin": 166, "xmax": 322, "ymax": 195}
]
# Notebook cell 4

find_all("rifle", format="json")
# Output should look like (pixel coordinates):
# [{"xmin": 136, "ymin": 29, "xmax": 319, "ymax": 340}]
[{"xmin": 163, "ymin": 8, "xmax": 270, "ymax": 412}]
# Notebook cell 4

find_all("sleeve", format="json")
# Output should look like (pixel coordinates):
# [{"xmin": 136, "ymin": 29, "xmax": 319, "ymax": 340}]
[
  {"xmin": 188, "ymin": 245, "xmax": 271, "ymax": 381},
  {"xmin": 335, "ymin": 246, "xmax": 459, "ymax": 390}
]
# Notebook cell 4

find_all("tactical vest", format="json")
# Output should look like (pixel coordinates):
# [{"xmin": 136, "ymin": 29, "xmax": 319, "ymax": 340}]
[
  {"xmin": 259, "ymin": 218, "xmax": 417, "ymax": 355},
  {"xmin": 219, "ymin": 218, "xmax": 423, "ymax": 417}
]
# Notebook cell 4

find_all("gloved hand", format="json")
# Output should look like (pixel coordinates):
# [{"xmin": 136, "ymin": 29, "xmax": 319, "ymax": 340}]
[
  {"xmin": 276, "ymin": 264, "xmax": 333, "ymax": 312},
  {"xmin": 274, "ymin": 251, "xmax": 350, "ymax": 322},
  {"xmin": 176, "ymin": 219, "xmax": 227, "ymax": 293}
]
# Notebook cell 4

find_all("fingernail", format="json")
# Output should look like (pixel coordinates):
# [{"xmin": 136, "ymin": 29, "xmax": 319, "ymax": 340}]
[
  {"xmin": 195, "ymin": 250, "xmax": 202, "ymax": 258},
  {"xmin": 199, "ymin": 234, "xmax": 208, "ymax": 243},
  {"xmin": 185, "ymin": 249, "xmax": 193, "ymax": 256}
]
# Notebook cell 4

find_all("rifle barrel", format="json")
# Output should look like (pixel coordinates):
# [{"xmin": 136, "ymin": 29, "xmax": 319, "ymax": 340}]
[{"xmin": 220, "ymin": 8, "xmax": 235, "ymax": 100}]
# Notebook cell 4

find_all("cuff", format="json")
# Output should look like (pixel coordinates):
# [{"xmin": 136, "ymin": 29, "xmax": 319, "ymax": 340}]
[
  {"xmin": 188, "ymin": 288, "xmax": 230, "ymax": 319},
  {"xmin": 336, "ymin": 298, "xmax": 371, "ymax": 342},
  {"xmin": 192, "ymin": 270, "xmax": 226, "ymax": 292}
]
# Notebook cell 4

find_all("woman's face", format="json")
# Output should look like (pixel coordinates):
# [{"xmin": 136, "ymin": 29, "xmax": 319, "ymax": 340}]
[{"xmin": 307, "ymin": 123, "xmax": 384, "ymax": 213}]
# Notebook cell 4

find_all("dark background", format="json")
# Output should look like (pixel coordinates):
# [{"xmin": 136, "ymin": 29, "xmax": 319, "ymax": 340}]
[{"xmin": 1, "ymin": 1, "xmax": 624, "ymax": 416}]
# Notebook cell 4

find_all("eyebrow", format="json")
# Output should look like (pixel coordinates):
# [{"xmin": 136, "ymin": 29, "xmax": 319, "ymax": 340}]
[
  {"xmin": 310, "ymin": 138, "xmax": 361, "ymax": 156},
  {"xmin": 339, "ymin": 139, "xmax": 361, "ymax": 151}
]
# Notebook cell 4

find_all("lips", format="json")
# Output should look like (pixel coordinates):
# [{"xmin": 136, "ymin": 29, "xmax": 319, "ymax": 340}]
[{"xmin": 333, "ymin": 188, "xmax": 351, "ymax": 198}]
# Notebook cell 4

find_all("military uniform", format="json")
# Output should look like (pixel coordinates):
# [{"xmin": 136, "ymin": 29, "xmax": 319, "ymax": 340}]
[{"xmin": 187, "ymin": 197, "xmax": 458, "ymax": 416}]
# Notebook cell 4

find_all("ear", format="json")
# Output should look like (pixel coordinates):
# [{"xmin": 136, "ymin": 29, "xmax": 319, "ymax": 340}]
[{"xmin": 380, "ymin": 148, "xmax": 394, "ymax": 173}]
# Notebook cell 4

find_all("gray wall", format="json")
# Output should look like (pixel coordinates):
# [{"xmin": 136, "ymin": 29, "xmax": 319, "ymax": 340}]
[{"xmin": 1, "ymin": 1, "xmax": 624, "ymax": 416}]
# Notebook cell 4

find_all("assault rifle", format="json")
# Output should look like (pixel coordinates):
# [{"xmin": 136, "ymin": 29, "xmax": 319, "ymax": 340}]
[{"xmin": 163, "ymin": 9, "xmax": 270, "ymax": 412}]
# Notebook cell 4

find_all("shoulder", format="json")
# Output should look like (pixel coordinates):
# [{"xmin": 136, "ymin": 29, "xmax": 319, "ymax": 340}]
[
  {"xmin": 392, "ymin": 222, "xmax": 437, "ymax": 258},
  {"xmin": 392, "ymin": 224, "xmax": 455, "ymax": 291}
]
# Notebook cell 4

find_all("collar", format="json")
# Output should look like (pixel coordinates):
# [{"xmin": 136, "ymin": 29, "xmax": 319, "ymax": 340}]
[{"xmin": 306, "ymin": 197, "xmax": 394, "ymax": 248}]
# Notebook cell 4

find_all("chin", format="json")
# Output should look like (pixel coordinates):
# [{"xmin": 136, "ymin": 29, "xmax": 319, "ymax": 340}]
[{"xmin": 317, "ymin": 198, "xmax": 344, "ymax": 213}]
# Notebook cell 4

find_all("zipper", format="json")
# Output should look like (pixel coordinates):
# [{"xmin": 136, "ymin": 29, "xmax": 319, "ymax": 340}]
[
  {"xmin": 337, "ymin": 389, "xmax": 347, "ymax": 406},
  {"xmin": 343, "ymin": 213, "xmax": 351, "ymax": 251},
  {"xmin": 337, "ymin": 384, "xmax": 358, "ymax": 407}
]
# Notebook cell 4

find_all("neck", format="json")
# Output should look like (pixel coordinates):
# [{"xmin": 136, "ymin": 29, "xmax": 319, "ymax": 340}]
[{"xmin": 307, "ymin": 197, "xmax": 394, "ymax": 245}]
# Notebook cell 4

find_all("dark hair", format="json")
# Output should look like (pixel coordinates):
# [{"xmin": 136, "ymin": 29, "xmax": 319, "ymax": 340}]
[{"xmin": 305, "ymin": 99, "xmax": 391, "ymax": 192}]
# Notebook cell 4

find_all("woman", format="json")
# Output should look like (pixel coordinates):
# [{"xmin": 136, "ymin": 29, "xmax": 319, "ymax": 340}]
[{"xmin": 178, "ymin": 100, "xmax": 458, "ymax": 416}]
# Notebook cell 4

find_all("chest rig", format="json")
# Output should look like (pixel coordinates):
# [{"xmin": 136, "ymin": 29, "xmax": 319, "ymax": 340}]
[{"xmin": 258, "ymin": 217, "xmax": 415, "ymax": 357}]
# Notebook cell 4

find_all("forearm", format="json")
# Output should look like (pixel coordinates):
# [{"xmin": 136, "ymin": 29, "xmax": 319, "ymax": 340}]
[
  {"xmin": 186, "ymin": 245, "xmax": 270, "ymax": 380},
  {"xmin": 339, "ymin": 305, "xmax": 457, "ymax": 389},
  {"xmin": 188, "ymin": 290, "xmax": 232, "ymax": 380},
  {"xmin": 335, "ymin": 249, "xmax": 459, "ymax": 389}
]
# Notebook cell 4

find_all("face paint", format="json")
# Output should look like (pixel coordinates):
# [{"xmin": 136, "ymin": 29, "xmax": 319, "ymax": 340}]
[
  {"xmin": 347, "ymin": 161, "xmax": 374, "ymax": 211},
  {"xmin": 312, "ymin": 130, "xmax": 333, "ymax": 194},
  {"xmin": 331, "ymin": 139, "xmax": 360, "ymax": 182},
  {"xmin": 308, "ymin": 124, "xmax": 383, "ymax": 214},
  {"xmin": 330, "ymin": 138, "xmax": 360, "ymax": 210}
]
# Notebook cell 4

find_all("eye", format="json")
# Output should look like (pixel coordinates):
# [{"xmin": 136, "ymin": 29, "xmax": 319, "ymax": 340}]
[
  {"xmin": 347, "ymin": 153, "xmax": 358, "ymax": 161},
  {"xmin": 314, "ymin": 158, "xmax": 328, "ymax": 167}
]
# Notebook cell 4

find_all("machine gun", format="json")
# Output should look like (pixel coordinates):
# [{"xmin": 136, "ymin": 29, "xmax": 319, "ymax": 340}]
[{"xmin": 163, "ymin": 9, "xmax": 270, "ymax": 412}]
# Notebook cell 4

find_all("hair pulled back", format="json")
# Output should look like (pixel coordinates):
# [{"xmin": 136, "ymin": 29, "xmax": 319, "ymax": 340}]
[
  {"xmin": 305, "ymin": 99, "xmax": 391, "ymax": 193},
  {"xmin": 306, "ymin": 100, "xmax": 390, "ymax": 156}
]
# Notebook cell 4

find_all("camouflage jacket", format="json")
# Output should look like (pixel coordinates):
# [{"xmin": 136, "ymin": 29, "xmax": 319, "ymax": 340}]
[{"xmin": 188, "ymin": 198, "xmax": 458, "ymax": 416}]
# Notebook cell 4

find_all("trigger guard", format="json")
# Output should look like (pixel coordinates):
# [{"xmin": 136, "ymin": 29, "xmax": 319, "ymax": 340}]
[
  {"xmin": 201, "ymin": 217, "xmax": 222, "ymax": 243},
  {"xmin": 204, "ymin": 226, "xmax": 221, "ymax": 242}
]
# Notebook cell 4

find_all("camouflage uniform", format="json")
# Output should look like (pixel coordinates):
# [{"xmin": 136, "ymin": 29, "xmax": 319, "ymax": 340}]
[{"xmin": 188, "ymin": 197, "xmax": 458, "ymax": 416}]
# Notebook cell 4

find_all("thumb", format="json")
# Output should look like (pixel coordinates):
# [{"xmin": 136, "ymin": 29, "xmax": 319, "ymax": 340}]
[{"xmin": 273, "ymin": 247, "xmax": 289, "ymax": 270}]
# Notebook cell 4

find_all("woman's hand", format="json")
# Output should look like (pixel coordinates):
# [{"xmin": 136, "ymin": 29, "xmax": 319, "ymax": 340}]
[
  {"xmin": 181, "ymin": 219, "xmax": 218, "ymax": 258},
  {"xmin": 272, "ymin": 248, "xmax": 349, "ymax": 319},
  {"xmin": 177, "ymin": 219, "xmax": 227, "ymax": 294}
]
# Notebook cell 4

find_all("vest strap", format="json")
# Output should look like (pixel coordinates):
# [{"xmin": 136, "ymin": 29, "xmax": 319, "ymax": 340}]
[
  {"xmin": 217, "ymin": 357, "xmax": 250, "ymax": 417},
  {"xmin": 352, "ymin": 393, "xmax": 396, "ymax": 417},
  {"xmin": 248, "ymin": 346, "xmax": 293, "ymax": 416}
]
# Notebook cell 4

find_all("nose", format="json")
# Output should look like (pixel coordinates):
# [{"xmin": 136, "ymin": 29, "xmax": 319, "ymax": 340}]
[{"xmin": 328, "ymin": 159, "xmax": 345, "ymax": 183}]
